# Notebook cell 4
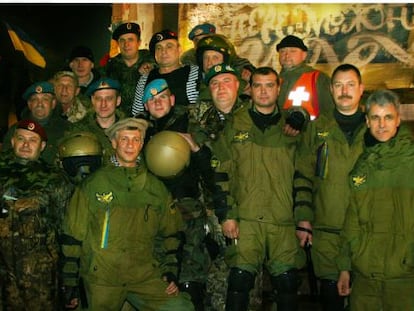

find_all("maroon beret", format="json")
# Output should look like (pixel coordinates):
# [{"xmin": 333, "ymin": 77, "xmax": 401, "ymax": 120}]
[{"xmin": 16, "ymin": 119, "xmax": 48, "ymax": 141}]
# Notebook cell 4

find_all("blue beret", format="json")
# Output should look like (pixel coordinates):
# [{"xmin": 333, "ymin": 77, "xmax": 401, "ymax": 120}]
[
  {"xmin": 22, "ymin": 81, "xmax": 54, "ymax": 101},
  {"xmin": 86, "ymin": 78, "xmax": 121, "ymax": 97},
  {"xmin": 112, "ymin": 22, "xmax": 141, "ymax": 41},
  {"xmin": 276, "ymin": 35, "xmax": 308, "ymax": 52},
  {"xmin": 143, "ymin": 79, "xmax": 169, "ymax": 104},
  {"xmin": 204, "ymin": 63, "xmax": 239, "ymax": 84},
  {"xmin": 149, "ymin": 29, "xmax": 178, "ymax": 56},
  {"xmin": 188, "ymin": 23, "xmax": 216, "ymax": 40}
]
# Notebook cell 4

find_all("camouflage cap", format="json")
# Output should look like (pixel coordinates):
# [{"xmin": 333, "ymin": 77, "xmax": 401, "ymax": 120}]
[
  {"xmin": 143, "ymin": 79, "xmax": 169, "ymax": 104},
  {"xmin": 205, "ymin": 63, "xmax": 239, "ymax": 84},
  {"xmin": 112, "ymin": 22, "xmax": 141, "ymax": 41},
  {"xmin": 86, "ymin": 77, "xmax": 120, "ymax": 97},
  {"xmin": 105, "ymin": 118, "xmax": 149, "ymax": 140},
  {"xmin": 22, "ymin": 81, "xmax": 55, "ymax": 101},
  {"xmin": 16, "ymin": 119, "xmax": 47, "ymax": 141},
  {"xmin": 188, "ymin": 23, "xmax": 216, "ymax": 40}
]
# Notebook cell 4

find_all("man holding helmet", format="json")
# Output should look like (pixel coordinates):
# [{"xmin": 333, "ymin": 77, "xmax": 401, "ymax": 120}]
[{"xmin": 142, "ymin": 78, "xmax": 216, "ymax": 310}]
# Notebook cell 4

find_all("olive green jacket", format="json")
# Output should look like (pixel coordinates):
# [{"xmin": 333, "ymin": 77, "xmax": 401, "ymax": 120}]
[
  {"xmin": 212, "ymin": 105, "xmax": 298, "ymax": 224},
  {"xmin": 337, "ymin": 125, "xmax": 414, "ymax": 279},
  {"xmin": 293, "ymin": 110, "xmax": 366, "ymax": 230},
  {"xmin": 62, "ymin": 162, "xmax": 182, "ymax": 287}
]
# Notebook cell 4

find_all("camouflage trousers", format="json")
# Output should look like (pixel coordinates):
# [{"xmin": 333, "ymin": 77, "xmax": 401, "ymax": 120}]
[
  {"xmin": 205, "ymin": 254, "xmax": 265, "ymax": 311},
  {"xmin": 2, "ymin": 251, "xmax": 59, "ymax": 311},
  {"xmin": 179, "ymin": 215, "xmax": 211, "ymax": 284}
]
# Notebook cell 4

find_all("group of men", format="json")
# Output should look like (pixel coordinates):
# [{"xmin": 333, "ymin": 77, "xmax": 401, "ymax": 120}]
[{"xmin": 0, "ymin": 19, "xmax": 413, "ymax": 311}]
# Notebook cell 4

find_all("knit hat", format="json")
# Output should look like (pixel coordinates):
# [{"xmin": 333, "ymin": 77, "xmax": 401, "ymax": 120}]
[
  {"xmin": 69, "ymin": 45, "xmax": 94, "ymax": 63},
  {"xmin": 276, "ymin": 35, "xmax": 308, "ymax": 52}
]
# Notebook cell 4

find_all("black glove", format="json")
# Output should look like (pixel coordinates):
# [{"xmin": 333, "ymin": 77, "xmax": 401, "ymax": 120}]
[{"xmin": 286, "ymin": 110, "xmax": 307, "ymax": 131}]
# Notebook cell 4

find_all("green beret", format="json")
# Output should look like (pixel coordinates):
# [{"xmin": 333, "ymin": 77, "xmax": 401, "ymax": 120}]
[
  {"xmin": 22, "ymin": 81, "xmax": 54, "ymax": 101},
  {"xmin": 112, "ymin": 22, "xmax": 141, "ymax": 41},
  {"xmin": 86, "ymin": 78, "xmax": 120, "ymax": 97},
  {"xmin": 105, "ymin": 118, "xmax": 149, "ymax": 140},
  {"xmin": 143, "ymin": 79, "xmax": 169, "ymax": 103},
  {"xmin": 204, "ymin": 63, "xmax": 239, "ymax": 84}
]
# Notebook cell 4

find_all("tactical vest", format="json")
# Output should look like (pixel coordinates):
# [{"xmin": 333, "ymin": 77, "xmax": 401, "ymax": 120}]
[{"xmin": 282, "ymin": 71, "xmax": 320, "ymax": 120}]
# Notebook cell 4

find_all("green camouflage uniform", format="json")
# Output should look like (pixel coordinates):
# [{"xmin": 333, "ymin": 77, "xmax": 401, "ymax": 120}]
[
  {"xmin": 2, "ymin": 109, "xmax": 70, "ymax": 166},
  {"xmin": 103, "ymin": 50, "xmax": 155, "ymax": 116},
  {"xmin": 189, "ymin": 98, "xmax": 266, "ymax": 311},
  {"xmin": 61, "ymin": 156, "xmax": 194, "ymax": 310},
  {"xmin": 0, "ymin": 150, "xmax": 73, "ymax": 310}
]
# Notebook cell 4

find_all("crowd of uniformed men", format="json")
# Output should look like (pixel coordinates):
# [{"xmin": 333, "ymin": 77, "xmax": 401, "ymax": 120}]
[{"xmin": 1, "ymin": 20, "xmax": 414, "ymax": 311}]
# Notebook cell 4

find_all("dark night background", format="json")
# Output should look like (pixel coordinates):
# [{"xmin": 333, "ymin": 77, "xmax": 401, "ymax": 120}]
[{"xmin": 0, "ymin": 3, "xmax": 113, "ymax": 79}]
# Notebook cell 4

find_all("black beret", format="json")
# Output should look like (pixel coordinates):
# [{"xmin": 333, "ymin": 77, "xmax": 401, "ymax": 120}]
[
  {"xmin": 149, "ymin": 29, "xmax": 178, "ymax": 56},
  {"xmin": 276, "ymin": 35, "xmax": 308, "ymax": 52},
  {"xmin": 112, "ymin": 22, "xmax": 141, "ymax": 41}
]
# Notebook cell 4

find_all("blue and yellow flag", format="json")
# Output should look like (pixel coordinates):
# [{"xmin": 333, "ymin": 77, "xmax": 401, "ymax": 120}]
[{"xmin": 5, "ymin": 22, "xmax": 46, "ymax": 68}]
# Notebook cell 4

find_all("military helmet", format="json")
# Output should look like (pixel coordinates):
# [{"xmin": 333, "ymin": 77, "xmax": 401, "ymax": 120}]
[
  {"xmin": 196, "ymin": 34, "xmax": 236, "ymax": 68},
  {"xmin": 58, "ymin": 132, "xmax": 102, "ymax": 158},
  {"xmin": 144, "ymin": 131, "xmax": 191, "ymax": 178}
]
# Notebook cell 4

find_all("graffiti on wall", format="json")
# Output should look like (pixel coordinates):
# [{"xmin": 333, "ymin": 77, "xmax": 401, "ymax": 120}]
[{"xmin": 179, "ymin": 3, "xmax": 414, "ymax": 90}]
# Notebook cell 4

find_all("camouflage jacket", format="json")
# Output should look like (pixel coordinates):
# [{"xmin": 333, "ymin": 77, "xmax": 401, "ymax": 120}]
[
  {"xmin": 0, "ymin": 151, "xmax": 73, "ymax": 274},
  {"xmin": 103, "ymin": 50, "xmax": 155, "ymax": 115}
]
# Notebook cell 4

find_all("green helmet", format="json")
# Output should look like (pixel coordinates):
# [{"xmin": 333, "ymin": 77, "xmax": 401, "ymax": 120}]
[
  {"xmin": 144, "ymin": 131, "xmax": 190, "ymax": 178},
  {"xmin": 58, "ymin": 132, "xmax": 102, "ymax": 158},
  {"xmin": 196, "ymin": 34, "xmax": 235, "ymax": 68}
]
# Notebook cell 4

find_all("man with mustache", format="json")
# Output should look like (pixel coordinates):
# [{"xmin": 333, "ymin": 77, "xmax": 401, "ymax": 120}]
[{"xmin": 293, "ymin": 64, "xmax": 366, "ymax": 311}]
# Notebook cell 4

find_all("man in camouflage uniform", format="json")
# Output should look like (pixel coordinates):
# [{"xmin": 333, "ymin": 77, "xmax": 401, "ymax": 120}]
[
  {"xmin": 61, "ymin": 118, "xmax": 194, "ymax": 310},
  {"xmin": 142, "ymin": 79, "xmax": 216, "ymax": 310},
  {"xmin": 190, "ymin": 64, "xmax": 252, "ymax": 311},
  {"xmin": 104, "ymin": 22, "xmax": 155, "ymax": 115},
  {"xmin": 67, "ymin": 77, "xmax": 125, "ymax": 164},
  {"xmin": 0, "ymin": 119, "xmax": 73, "ymax": 310},
  {"xmin": 2, "ymin": 81, "xmax": 70, "ymax": 166}
]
